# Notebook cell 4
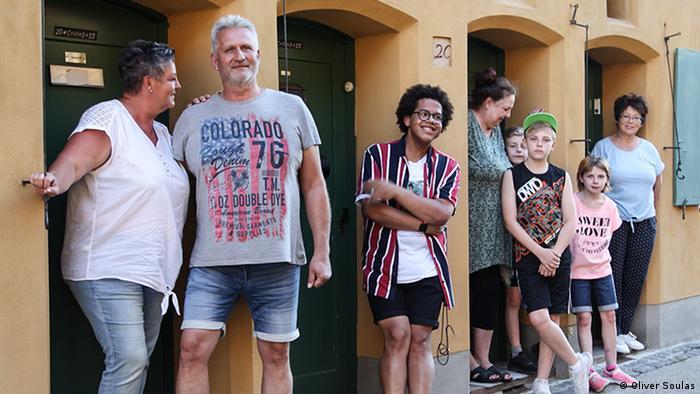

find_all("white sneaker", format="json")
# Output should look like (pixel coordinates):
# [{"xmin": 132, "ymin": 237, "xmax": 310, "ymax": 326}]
[
  {"xmin": 616, "ymin": 335, "xmax": 631, "ymax": 354},
  {"xmin": 620, "ymin": 332, "xmax": 645, "ymax": 351},
  {"xmin": 533, "ymin": 378, "xmax": 552, "ymax": 394},
  {"xmin": 569, "ymin": 352, "xmax": 592, "ymax": 394}
]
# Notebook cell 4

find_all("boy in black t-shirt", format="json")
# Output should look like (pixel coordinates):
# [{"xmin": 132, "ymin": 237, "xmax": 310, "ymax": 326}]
[{"xmin": 501, "ymin": 112, "xmax": 591, "ymax": 394}]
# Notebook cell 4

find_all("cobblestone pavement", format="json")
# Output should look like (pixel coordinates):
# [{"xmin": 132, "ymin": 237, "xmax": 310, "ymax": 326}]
[{"xmin": 535, "ymin": 341, "xmax": 700, "ymax": 393}]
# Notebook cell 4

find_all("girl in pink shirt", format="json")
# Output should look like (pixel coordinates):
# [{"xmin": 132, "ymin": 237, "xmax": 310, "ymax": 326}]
[{"xmin": 571, "ymin": 156, "xmax": 636, "ymax": 391}]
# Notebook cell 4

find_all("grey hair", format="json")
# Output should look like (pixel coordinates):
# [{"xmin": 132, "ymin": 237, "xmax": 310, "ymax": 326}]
[{"xmin": 210, "ymin": 14, "xmax": 258, "ymax": 53}]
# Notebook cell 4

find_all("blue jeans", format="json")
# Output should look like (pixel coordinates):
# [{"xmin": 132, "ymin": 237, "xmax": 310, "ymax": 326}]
[
  {"xmin": 570, "ymin": 274, "xmax": 619, "ymax": 313},
  {"xmin": 67, "ymin": 279, "xmax": 163, "ymax": 394},
  {"xmin": 182, "ymin": 263, "xmax": 300, "ymax": 342}
]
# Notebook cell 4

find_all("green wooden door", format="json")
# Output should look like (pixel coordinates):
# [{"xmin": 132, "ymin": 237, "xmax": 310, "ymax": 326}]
[
  {"xmin": 44, "ymin": 1, "xmax": 172, "ymax": 392},
  {"xmin": 587, "ymin": 58, "xmax": 604, "ymax": 154},
  {"xmin": 468, "ymin": 36, "xmax": 506, "ymax": 133},
  {"xmin": 468, "ymin": 37, "xmax": 506, "ymax": 106},
  {"xmin": 277, "ymin": 18, "xmax": 357, "ymax": 393}
]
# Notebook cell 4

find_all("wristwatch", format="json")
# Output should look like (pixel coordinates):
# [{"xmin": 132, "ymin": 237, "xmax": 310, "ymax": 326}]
[{"xmin": 418, "ymin": 222, "xmax": 428, "ymax": 233}]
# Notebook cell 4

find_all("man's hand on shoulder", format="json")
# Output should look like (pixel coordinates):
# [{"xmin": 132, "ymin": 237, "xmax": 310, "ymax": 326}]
[
  {"xmin": 185, "ymin": 91, "xmax": 221, "ymax": 108},
  {"xmin": 307, "ymin": 253, "xmax": 331, "ymax": 288}
]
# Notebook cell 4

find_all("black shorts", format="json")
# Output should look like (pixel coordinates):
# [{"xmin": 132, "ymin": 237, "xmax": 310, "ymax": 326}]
[
  {"xmin": 367, "ymin": 276, "xmax": 443, "ymax": 329},
  {"xmin": 510, "ymin": 268, "xmax": 520, "ymax": 287},
  {"xmin": 516, "ymin": 248, "xmax": 571, "ymax": 315},
  {"xmin": 500, "ymin": 265, "xmax": 520, "ymax": 288}
]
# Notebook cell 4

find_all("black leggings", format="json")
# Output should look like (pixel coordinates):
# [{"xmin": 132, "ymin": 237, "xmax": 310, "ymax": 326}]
[
  {"xmin": 609, "ymin": 217, "xmax": 656, "ymax": 335},
  {"xmin": 470, "ymin": 265, "xmax": 501, "ymax": 330}
]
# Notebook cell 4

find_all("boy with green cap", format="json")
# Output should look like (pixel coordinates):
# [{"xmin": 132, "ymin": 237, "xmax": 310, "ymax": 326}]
[{"xmin": 501, "ymin": 112, "xmax": 591, "ymax": 394}]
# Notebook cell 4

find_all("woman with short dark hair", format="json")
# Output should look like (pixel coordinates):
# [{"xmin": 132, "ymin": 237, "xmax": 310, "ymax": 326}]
[
  {"xmin": 28, "ymin": 40, "xmax": 189, "ymax": 393},
  {"xmin": 591, "ymin": 93, "xmax": 663, "ymax": 355}
]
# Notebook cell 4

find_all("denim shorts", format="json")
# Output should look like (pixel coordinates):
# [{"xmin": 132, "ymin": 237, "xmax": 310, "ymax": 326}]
[
  {"xmin": 570, "ymin": 274, "xmax": 618, "ymax": 313},
  {"xmin": 181, "ymin": 263, "xmax": 300, "ymax": 343}
]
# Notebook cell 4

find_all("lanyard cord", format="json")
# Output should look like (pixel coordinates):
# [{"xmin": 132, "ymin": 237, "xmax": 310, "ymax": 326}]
[{"xmin": 436, "ymin": 305, "xmax": 454, "ymax": 366}]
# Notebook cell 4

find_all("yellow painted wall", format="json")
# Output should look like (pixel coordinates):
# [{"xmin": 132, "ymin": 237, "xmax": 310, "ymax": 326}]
[
  {"xmin": 350, "ymin": 2, "xmax": 474, "ymax": 359},
  {"xmin": 354, "ymin": 31, "xmax": 405, "ymax": 357},
  {"xmin": 282, "ymin": 0, "xmax": 473, "ymax": 360},
  {"xmin": 579, "ymin": 0, "xmax": 700, "ymax": 305},
  {"xmin": 0, "ymin": 1, "xmax": 50, "ymax": 393},
  {"xmin": 464, "ymin": 1, "xmax": 700, "ymax": 311},
  {"xmin": 5, "ymin": 0, "xmax": 700, "ymax": 391}
]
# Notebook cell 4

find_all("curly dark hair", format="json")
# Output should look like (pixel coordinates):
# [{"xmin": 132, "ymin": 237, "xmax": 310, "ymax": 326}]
[
  {"xmin": 395, "ymin": 84, "xmax": 454, "ymax": 133},
  {"xmin": 470, "ymin": 67, "xmax": 517, "ymax": 109},
  {"xmin": 118, "ymin": 39, "xmax": 175, "ymax": 95},
  {"xmin": 614, "ymin": 93, "xmax": 649, "ymax": 124}
]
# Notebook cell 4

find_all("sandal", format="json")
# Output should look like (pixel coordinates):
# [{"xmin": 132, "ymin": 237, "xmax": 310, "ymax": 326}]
[
  {"xmin": 486, "ymin": 365, "xmax": 513, "ymax": 382},
  {"xmin": 470, "ymin": 365, "xmax": 500, "ymax": 383}
]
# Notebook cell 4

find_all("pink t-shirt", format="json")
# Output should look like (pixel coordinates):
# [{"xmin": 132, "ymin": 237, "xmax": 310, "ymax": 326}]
[{"xmin": 571, "ymin": 193, "xmax": 622, "ymax": 279}]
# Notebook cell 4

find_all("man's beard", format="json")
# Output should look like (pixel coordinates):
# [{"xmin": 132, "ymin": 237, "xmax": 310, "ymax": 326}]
[{"xmin": 222, "ymin": 65, "xmax": 257, "ymax": 87}]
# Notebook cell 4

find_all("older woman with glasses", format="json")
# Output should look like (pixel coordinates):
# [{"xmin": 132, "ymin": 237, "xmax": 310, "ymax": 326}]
[
  {"xmin": 591, "ymin": 93, "xmax": 664, "ymax": 356},
  {"xmin": 29, "ymin": 40, "xmax": 189, "ymax": 393}
]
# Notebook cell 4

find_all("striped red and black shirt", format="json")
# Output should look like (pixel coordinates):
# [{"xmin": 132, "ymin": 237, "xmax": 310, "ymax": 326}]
[{"xmin": 356, "ymin": 136, "xmax": 461, "ymax": 308}]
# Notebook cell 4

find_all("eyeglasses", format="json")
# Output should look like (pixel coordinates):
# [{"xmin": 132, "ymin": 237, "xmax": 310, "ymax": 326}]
[
  {"xmin": 621, "ymin": 114, "xmax": 643, "ymax": 123},
  {"xmin": 413, "ymin": 110, "xmax": 443, "ymax": 123}
]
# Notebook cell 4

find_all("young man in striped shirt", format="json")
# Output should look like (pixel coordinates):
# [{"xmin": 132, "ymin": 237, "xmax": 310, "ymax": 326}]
[{"xmin": 356, "ymin": 84, "xmax": 461, "ymax": 393}]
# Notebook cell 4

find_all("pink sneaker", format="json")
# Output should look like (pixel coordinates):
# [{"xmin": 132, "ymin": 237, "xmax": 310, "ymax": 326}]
[
  {"xmin": 603, "ymin": 367, "xmax": 637, "ymax": 385},
  {"xmin": 589, "ymin": 370, "xmax": 610, "ymax": 392}
]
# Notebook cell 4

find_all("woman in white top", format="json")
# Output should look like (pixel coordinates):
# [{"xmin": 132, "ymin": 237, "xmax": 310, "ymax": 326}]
[
  {"xmin": 591, "ymin": 93, "xmax": 664, "ymax": 355},
  {"xmin": 29, "ymin": 40, "xmax": 189, "ymax": 394}
]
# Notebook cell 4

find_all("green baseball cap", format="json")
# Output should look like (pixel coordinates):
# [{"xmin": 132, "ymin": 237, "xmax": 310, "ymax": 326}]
[{"xmin": 523, "ymin": 112, "xmax": 558, "ymax": 133}]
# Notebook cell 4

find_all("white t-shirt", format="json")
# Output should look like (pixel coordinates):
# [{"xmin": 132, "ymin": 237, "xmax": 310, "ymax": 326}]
[
  {"xmin": 61, "ymin": 100, "xmax": 189, "ymax": 314},
  {"xmin": 397, "ymin": 156, "xmax": 438, "ymax": 284}
]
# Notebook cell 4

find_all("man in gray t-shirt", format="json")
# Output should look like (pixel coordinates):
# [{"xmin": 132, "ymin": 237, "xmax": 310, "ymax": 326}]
[
  {"xmin": 174, "ymin": 14, "xmax": 331, "ymax": 394},
  {"xmin": 173, "ymin": 91, "xmax": 321, "ymax": 267}
]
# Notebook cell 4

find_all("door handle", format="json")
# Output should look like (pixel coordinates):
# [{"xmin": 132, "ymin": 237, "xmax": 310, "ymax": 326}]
[{"xmin": 21, "ymin": 178, "xmax": 50, "ymax": 230}]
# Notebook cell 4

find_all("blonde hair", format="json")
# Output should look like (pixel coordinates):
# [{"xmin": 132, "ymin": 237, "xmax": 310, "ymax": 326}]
[
  {"xmin": 576, "ymin": 155, "xmax": 612, "ymax": 192},
  {"xmin": 524, "ymin": 121, "xmax": 555, "ymax": 137}
]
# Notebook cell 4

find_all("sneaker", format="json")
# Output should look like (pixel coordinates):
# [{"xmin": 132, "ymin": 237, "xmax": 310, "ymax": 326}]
[
  {"xmin": 589, "ymin": 370, "xmax": 610, "ymax": 392},
  {"xmin": 569, "ymin": 352, "xmax": 592, "ymax": 394},
  {"xmin": 603, "ymin": 367, "xmax": 637, "ymax": 385},
  {"xmin": 533, "ymin": 378, "xmax": 552, "ymax": 394},
  {"xmin": 508, "ymin": 350, "xmax": 537, "ymax": 374},
  {"xmin": 616, "ymin": 335, "xmax": 631, "ymax": 354},
  {"xmin": 620, "ymin": 332, "xmax": 645, "ymax": 351}
]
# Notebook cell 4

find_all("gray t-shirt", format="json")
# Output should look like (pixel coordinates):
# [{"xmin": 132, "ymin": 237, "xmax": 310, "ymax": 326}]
[
  {"xmin": 173, "ymin": 89, "xmax": 321, "ymax": 267},
  {"xmin": 591, "ymin": 137, "xmax": 664, "ymax": 221}
]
